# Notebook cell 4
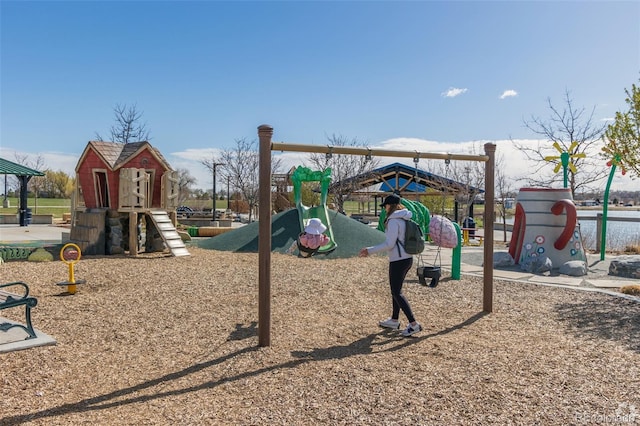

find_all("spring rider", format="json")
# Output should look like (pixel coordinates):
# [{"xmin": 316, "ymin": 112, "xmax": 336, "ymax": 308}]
[{"xmin": 56, "ymin": 243, "xmax": 86, "ymax": 294}]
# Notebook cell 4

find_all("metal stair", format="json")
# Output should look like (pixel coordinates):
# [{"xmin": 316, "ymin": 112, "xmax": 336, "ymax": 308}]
[{"xmin": 147, "ymin": 210, "xmax": 190, "ymax": 257}]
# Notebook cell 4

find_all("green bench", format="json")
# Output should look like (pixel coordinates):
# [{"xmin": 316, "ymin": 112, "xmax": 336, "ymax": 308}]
[{"xmin": 0, "ymin": 281, "xmax": 38, "ymax": 340}]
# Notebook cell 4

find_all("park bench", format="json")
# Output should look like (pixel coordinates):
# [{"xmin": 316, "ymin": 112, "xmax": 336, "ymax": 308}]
[
  {"xmin": 0, "ymin": 281, "xmax": 38, "ymax": 340},
  {"xmin": 462, "ymin": 228, "xmax": 484, "ymax": 246}
]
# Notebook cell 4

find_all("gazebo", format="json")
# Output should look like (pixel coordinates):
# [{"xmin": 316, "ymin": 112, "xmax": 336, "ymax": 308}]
[
  {"xmin": 333, "ymin": 162, "xmax": 484, "ymax": 221},
  {"xmin": 0, "ymin": 158, "xmax": 45, "ymax": 226}
]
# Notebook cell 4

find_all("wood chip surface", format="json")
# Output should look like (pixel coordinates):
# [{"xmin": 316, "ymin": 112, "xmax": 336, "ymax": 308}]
[{"xmin": 1, "ymin": 248, "xmax": 639, "ymax": 425}]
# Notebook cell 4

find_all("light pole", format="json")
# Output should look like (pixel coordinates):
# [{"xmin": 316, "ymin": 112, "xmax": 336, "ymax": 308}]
[
  {"xmin": 227, "ymin": 175, "xmax": 231, "ymax": 210},
  {"xmin": 3, "ymin": 174, "xmax": 8, "ymax": 208},
  {"xmin": 212, "ymin": 162, "xmax": 225, "ymax": 220}
]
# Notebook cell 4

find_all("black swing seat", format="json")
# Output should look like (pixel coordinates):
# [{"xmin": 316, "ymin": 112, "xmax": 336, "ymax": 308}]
[
  {"xmin": 417, "ymin": 266, "xmax": 441, "ymax": 287},
  {"xmin": 0, "ymin": 281, "xmax": 39, "ymax": 340}
]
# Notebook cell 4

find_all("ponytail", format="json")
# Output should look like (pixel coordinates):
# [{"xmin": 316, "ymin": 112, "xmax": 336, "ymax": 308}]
[{"xmin": 383, "ymin": 203, "xmax": 404, "ymax": 227}]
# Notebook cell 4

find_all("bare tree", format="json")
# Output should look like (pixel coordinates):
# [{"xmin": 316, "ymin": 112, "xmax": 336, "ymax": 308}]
[
  {"xmin": 421, "ymin": 144, "xmax": 484, "ymax": 223},
  {"xmin": 512, "ymin": 89, "xmax": 608, "ymax": 197},
  {"xmin": 495, "ymin": 153, "xmax": 515, "ymax": 242},
  {"xmin": 8, "ymin": 153, "xmax": 28, "ymax": 196},
  {"xmin": 306, "ymin": 134, "xmax": 380, "ymax": 213},
  {"xmin": 13, "ymin": 153, "xmax": 47, "ymax": 213},
  {"xmin": 448, "ymin": 146, "xmax": 485, "ymax": 223},
  {"xmin": 214, "ymin": 138, "xmax": 282, "ymax": 222},
  {"xmin": 175, "ymin": 168, "xmax": 196, "ymax": 205},
  {"xmin": 95, "ymin": 103, "xmax": 151, "ymax": 143}
]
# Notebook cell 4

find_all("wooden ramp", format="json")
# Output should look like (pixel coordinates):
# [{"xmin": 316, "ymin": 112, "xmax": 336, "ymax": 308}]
[{"xmin": 147, "ymin": 210, "xmax": 190, "ymax": 257}]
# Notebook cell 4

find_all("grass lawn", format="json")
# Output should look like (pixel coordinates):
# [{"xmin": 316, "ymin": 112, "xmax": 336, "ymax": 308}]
[{"xmin": 0, "ymin": 197, "xmax": 71, "ymax": 218}]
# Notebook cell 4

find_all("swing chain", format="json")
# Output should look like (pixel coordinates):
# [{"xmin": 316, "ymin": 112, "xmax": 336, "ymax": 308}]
[
  {"xmin": 326, "ymin": 146, "xmax": 333, "ymax": 160},
  {"xmin": 433, "ymin": 156, "xmax": 453, "ymax": 268},
  {"xmin": 365, "ymin": 149, "xmax": 372, "ymax": 162}
]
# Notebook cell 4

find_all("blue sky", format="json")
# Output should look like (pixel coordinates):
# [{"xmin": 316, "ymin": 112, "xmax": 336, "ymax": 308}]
[{"xmin": 1, "ymin": 1, "xmax": 639, "ymax": 191}]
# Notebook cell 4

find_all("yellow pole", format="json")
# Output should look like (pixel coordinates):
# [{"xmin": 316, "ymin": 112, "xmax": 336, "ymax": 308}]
[{"xmin": 68, "ymin": 263, "xmax": 76, "ymax": 295}]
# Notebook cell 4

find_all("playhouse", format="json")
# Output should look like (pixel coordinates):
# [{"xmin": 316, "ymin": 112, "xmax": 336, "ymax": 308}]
[{"xmin": 71, "ymin": 141, "xmax": 188, "ymax": 257}]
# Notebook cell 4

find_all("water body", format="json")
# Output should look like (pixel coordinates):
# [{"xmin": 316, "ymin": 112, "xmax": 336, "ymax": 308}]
[
  {"xmin": 505, "ymin": 209, "xmax": 640, "ymax": 251},
  {"xmin": 578, "ymin": 210, "xmax": 640, "ymax": 251}
]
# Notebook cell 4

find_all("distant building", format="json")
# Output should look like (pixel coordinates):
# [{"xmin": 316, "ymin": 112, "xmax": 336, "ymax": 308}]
[
  {"xmin": 503, "ymin": 198, "xmax": 515, "ymax": 209},
  {"xmin": 577, "ymin": 200, "xmax": 599, "ymax": 207}
]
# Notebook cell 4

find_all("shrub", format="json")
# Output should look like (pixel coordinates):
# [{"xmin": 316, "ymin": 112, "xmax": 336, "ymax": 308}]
[{"xmin": 620, "ymin": 285, "xmax": 640, "ymax": 296}]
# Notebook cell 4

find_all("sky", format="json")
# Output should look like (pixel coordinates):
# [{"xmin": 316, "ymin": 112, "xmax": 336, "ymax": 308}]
[{"xmin": 1, "ymin": 0, "xmax": 639, "ymax": 193}]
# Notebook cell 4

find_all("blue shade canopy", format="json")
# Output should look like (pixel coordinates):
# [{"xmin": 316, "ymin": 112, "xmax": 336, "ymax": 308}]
[{"xmin": 332, "ymin": 162, "xmax": 484, "ymax": 195}]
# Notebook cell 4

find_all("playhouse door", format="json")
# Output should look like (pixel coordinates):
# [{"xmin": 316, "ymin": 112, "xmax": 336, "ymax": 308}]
[
  {"xmin": 119, "ymin": 168, "xmax": 149, "ymax": 209},
  {"xmin": 95, "ymin": 171, "xmax": 110, "ymax": 208}
]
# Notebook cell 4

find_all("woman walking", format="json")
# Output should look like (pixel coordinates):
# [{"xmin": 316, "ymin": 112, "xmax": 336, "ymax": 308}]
[{"xmin": 359, "ymin": 194, "xmax": 422, "ymax": 337}]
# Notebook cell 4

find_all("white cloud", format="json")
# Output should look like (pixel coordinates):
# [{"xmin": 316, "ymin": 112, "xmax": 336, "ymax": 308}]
[
  {"xmin": 171, "ymin": 148, "xmax": 221, "ymax": 162},
  {"xmin": 442, "ymin": 87, "xmax": 468, "ymax": 98},
  {"xmin": 500, "ymin": 90, "xmax": 518, "ymax": 99},
  {"xmin": 600, "ymin": 117, "xmax": 614, "ymax": 122},
  {"xmin": 0, "ymin": 147, "xmax": 78, "ymax": 176}
]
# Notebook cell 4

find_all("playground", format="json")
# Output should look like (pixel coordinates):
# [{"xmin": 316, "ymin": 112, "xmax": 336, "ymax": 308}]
[
  {"xmin": 1, "ymin": 246, "xmax": 639, "ymax": 424},
  {"xmin": 1, "ymin": 130, "xmax": 639, "ymax": 423}
]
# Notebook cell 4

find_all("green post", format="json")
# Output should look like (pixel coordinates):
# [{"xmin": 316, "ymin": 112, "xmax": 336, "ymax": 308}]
[
  {"xmin": 600, "ymin": 163, "xmax": 616, "ymax": 261},
  {"xmin": 561, "ymin": 152, "xmax": 570, "ymax": 188},
  {"xmin": 451, "ymin": 222, "xmax": 462, "ymax": 280}
]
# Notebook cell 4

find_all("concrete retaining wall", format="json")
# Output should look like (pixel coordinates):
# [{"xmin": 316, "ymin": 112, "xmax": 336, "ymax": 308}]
[{"xmin": 0, "ymin": 214, "xmax": 54, "ymax": 225}]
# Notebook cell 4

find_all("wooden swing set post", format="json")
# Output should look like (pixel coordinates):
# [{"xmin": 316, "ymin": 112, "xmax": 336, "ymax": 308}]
[
  {"xmin": 258, "ymin": 125, "xmax": 273, "ymax": 347},
  {"xmin": 483, "ymin": 143, "xmax": 496, "ymax": 313},
  {"xmin": 258, "ymin": 125, "xmax": 497, "ymax": 346}
]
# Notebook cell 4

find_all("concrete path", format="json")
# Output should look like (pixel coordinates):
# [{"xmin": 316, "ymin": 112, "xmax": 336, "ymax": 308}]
[
  {"xmin": 0, "ymin": 223, "xmax": 71, "ymax": 244},
  {"xmin": 419, "ymin": 243, "xmax": 637, "ymax": 294},
  {"xmin": 0, "ymin": 321, "xmax": 56, "ymax": 353}
]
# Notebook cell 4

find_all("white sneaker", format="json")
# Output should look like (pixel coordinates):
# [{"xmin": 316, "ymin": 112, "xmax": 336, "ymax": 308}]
[
  {"xmin": 378, "ymin": 318, "xmax": 400, "ymax": 330},
  {"xmin": 401, "ymin": 323, "xmax": 422, "ymax": 337}
]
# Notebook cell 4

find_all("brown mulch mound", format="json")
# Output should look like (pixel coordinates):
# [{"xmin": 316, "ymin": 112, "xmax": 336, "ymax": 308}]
[{"xmin": 1, "ymin": 248, "xmax": 639, "ymax": 425}]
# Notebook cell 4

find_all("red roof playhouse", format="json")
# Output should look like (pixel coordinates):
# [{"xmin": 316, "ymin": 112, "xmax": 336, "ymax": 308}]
[{"xmin": 71, "ymin": 141, "xmax": 187, "ymax": 257}]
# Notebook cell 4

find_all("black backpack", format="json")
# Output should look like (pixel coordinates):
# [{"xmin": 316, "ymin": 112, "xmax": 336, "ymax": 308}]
[{"xmin": 396, "ymin": 219, "xmax": 425, "ymax": 255}]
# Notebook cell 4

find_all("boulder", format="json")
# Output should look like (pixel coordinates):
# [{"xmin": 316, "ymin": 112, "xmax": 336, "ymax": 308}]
[
  {"xmin": 609, "ymin": 255, "xmax": 640, "ymax": 279},
  {"xmin": 559, "ymin": 260, "xmax": 587, "ymax": 276},
  {"xmin": 521, "ymin": 255, "xmax": 553, "ymax": 274},
  {"xmin": 493, "ymin": 252, "xmax": 515, "ymax": 268}
]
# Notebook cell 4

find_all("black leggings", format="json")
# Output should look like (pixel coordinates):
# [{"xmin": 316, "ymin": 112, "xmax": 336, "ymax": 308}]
[{"xmin": 388, "ymin": 257, "xmax": 416, "ymax": 323}]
